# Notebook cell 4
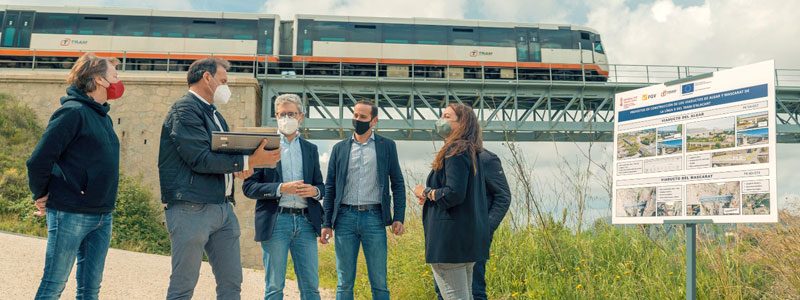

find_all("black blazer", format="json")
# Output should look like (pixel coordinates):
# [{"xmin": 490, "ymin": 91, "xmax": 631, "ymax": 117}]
[
  {"xmin": 158, "ymin": 92, "xmax": 245, "ymax": 204},
  {"xmin": 242, "ymin": 137, "xmax": 325, "ymax": 242},
  {"xmin": 323, "ymin": 134, "xmax": 405, "ymax": 229},
  {"xmin": 480, "ymin": 150, "xmax": 511, "ymax": 233},
  {"xmin": 422, "ymin": 151, "xmax": 489, "ymax": 263}
]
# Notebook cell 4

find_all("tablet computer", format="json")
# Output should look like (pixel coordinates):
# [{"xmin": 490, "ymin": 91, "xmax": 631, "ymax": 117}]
[{"xmin": 211, "ymin": 131, "xmax": 281, "ymax": 154}]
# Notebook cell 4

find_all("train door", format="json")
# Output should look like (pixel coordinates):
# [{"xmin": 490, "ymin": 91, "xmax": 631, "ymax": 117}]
[
  {"xmin": 578, "ymin": 31, "xmax": 594, "ymax": 63},
  {"xmin": 528, "ymin": 29, "xmax": 541, "ymax": 62},
  {"xmin": 257, "ymin": 18, "xmax": 275, "ymax": 55},
  {"xmin": 515, "ymin": 28, "xmax": 541, "ymax": 62},
  {"xmin": 1, "ymin": 11, "xmax": 34, "ymax": 48},
  {"xmin": 515, "ymin": 28, "xmax": 529, "ymax": 62}
]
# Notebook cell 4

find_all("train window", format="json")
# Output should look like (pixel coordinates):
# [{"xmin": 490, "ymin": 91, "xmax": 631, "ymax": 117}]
[
  {"xmin": 151, "ymin": 17, "xmax": 186, "ymax": 38},
  {"xmin": 382, "ymin": 24, "xmax": 412, "ymax": 44},
  {"xmin": 187, "ymin": 19, "xmax": 220, "ymax": 39},
  {"xmin": 315, "ymin": 22, "xmax": 347, "ymax": 42},
  {"xmin": 78, "ymin": 16, "xmax": 112, "ymax": 35},
  {"xmin": 593, "ymin": 35, "xmax": 605, "ymax": 54},
  {"xmin": 539, "ymin": 29, "xmax": 574, "ymax": 49},
  {"xmin": 449, "ymin": 27, "xmax": 477, "ymax": 46},
  {"xmin": 114, "ymin": 16, "xmax": 149, "ymax": 36},
  {"xmin": 350, "ymin": 23, "xmax": 379, "ymax": 43},
  {"xmin": 414, "ymin": 25, "xmax": 446, "ymax": 45},
  {"xmin": 33, "ymin": 13, "xmax": 76, "ymax": 34},
  {"xmin": 479, "ymin": 27, "xmax": 515, "ymax": 47},
  {"xmin": 594, "ymin": 42, "xmax": 605, "ymax": 54},
  {"xmin": 222, "ymin": 19, "xmax": 257, "ymax": 40}
]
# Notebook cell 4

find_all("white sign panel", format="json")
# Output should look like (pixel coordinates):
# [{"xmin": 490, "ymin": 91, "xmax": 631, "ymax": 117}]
[{"xmin": 612, "ymin": 60, "xmax": 778, "ymax": 224}]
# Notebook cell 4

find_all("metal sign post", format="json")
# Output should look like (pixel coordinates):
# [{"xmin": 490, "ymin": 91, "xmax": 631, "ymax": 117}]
[{"xmin": 665, "ymin": 219, "xmax": 712, "ymax": 300}]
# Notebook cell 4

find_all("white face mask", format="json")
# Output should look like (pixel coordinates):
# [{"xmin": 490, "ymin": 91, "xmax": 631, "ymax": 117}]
[
  {"xmin": 213, "ymin": 84, "xmax": 232, "ymax": 105},
  {"xmin": 277, "ymin": 116, "xmax": 299, "ymax": 135}
]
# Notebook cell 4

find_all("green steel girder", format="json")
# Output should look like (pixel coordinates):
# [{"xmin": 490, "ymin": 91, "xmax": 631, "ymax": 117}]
[{"xmin": 260, "ymin": 77, "xmax": 800, "ymax": 143}]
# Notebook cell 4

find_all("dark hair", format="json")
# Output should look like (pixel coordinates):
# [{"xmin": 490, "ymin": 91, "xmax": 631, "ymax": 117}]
[
  {"xmin": 356, "ymin": 99, "xmax": 378, "ymax": 118},
  {"xmin": 432, "ymin": 104, "xmax": 483, "ymax": 173},
  {"xmin": 186, "ymin": 57, "xmax": 230, "ymax": 86},
  {"xmin": 66, "ymin": 53, "xmax": 119, "ymax": 93}
]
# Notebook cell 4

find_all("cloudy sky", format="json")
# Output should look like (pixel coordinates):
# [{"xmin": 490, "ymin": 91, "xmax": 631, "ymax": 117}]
[{"xmin": 4, "ymin": 0, "xmax": 799, "ymax": 219}]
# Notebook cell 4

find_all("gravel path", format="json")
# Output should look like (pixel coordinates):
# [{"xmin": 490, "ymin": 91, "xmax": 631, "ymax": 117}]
[{"xmin": 0, "ymin": 231, "xmax": 333, "ymax": 299}]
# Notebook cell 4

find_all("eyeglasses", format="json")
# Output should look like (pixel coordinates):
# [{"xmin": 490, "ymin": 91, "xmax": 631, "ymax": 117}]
[{"xmin": 277, "ymin": 112, "xmax": 300, "ymax": 118}]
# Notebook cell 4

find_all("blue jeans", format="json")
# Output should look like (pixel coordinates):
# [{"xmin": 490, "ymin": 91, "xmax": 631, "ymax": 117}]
[
  {"xmin": 261, "ymin": 213, "xmax": 320, "ymax": 300},
  {"xmin": 35, "ymin": 208, "xmax": 113, "ymax": 300},
  {"xmin": 334, "ymin": 207, "xmax": 389, "ymax": 300}
]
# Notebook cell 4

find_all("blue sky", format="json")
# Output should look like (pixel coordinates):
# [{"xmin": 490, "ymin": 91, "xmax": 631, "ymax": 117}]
[{"xmin": 4, "ymin": 0, "xmax": 799, "ymax": 217}]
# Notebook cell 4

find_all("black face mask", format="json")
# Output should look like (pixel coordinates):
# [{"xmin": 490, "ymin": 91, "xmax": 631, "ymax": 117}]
[{"xmin": 352, "ymin": 118, "xmax": 373, "ymax": 135}]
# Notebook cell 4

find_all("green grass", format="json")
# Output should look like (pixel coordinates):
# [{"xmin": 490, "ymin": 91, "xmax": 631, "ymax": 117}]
[{"xmin": 306, "ymin": 211, "xmax": 795, "ymax": 299}]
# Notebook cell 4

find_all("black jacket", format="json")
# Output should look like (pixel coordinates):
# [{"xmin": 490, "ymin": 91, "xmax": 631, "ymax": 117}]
[
  {"xmin": 26, "ymin": 85, "xmax": 120, "ymax": 214},
  {"xmin": 423, "ymin": 150, "xmax": 489, "ymax": 263},
  {"xmin": 480, "ymin": 150, "xmax": 511, "ymax": 233},
  {"xmin": 242, "ymin": 137, "xmax": 325, "ymax": 241},
  {"xmin": 323, "ymin": 134, "xmax": 405, "ymax": 229},
  {"xmin": 158, "ymin": 92, "xmax": 245, "ymax": 204}
]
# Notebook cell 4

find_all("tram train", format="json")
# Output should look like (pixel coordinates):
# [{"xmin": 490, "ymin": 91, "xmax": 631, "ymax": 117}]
[{"xmin": 0, "ymin": 5, "xmax": 609, "ymax": 81}]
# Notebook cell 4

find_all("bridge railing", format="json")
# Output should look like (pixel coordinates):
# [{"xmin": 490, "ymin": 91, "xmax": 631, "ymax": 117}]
[
  {"xmin": 260, "ymin": 57, "xmax": 799, "ymax": 87},
  {"xmin": 2, "ymin": 49, "xmax": 798, "ymax": 87}
]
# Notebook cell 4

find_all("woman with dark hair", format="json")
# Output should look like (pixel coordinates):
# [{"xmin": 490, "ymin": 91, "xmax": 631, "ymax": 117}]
[
  {"xmin": 27, "ymin": 52, "xmax": 124, "ymax": 299},
  {"xmin": 414, "ymin": 104, "xmax": 490, "ymax": 300}
]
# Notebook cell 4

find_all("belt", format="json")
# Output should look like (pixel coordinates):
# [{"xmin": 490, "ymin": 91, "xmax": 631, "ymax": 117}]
[
  {"xmin": 166, "ymin": 199, "xmax": 232, "ymax": 209},
  {"xmin": 278, "ymin": 206, "xmax": 308, "ymax": 215},
  {"xmin": 342, "ymin": 204, "xmax": 381, "ymax": 211}
]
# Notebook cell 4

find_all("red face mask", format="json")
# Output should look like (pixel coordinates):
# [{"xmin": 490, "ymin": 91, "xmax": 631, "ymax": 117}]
[{"xmin": 103, "ymin": 78, "xmax": 125, "ymax": 100}]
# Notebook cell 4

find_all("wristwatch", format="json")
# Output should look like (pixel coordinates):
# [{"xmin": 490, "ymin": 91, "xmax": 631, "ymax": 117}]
[{"xmin": 423, "ymin": 187, "xmax": 432, "ymax": 199}]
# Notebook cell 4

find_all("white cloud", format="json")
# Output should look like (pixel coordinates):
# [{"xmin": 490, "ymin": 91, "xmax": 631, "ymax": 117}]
[
  {"xmin": 585, "ymin": 0, "xmax": 800, "ymax": 68},
  {"xmin": 262, "ymin": 0, "xmax": 467, "ymax": 20},
  {"xmin": 475, "ymin": 0, "xmax": 585, "ymax": 24}
]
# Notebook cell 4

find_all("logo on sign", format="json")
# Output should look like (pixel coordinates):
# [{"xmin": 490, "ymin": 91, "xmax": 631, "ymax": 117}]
[
  {"xmin": 661, "ymin": 89, "xmax": 677, "ymax": 97},
  {"xmin": 682, "ymin": 83, "xmax": 695, "ymax": 94},
  {"xmin": 641, "ymin": 94, "xmax": 657, "ymax": 101}
]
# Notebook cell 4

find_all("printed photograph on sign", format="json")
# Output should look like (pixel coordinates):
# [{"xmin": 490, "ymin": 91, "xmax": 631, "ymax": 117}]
[
  {"xmin": 657, "ymin": 124, "xmax": 683, "ymax": 155},
  {"xmin": 687, "ymin": 117, "xmax": 735, "ymax": 152},
  {"xmin": 742, "ymin": 193, "xmax": 770, "ymax": 215},
  {"xmin": 736, "ymin": 111, "xmax": 769, "ymax": 131},
  {"xmin": 657, "ymin": 201, "xmax": 683, "ymax": 216},
  {"xmin": 737, "ymin": 128, "xmax": 769, "ymax": 146},
  {"xmin": 685, "ymin": 181, "xmax": 741, "ymax": 216},
  {"xmin": 711, "ymin": 147, "xmax": 769, "ymax": 167},
  {"xmin": 616, "ymin": 129, "xmax": 657, "ymax": 160},
  {"xmin": 616, "ymin": 187, "xmax": 657, "ymax": 217}
]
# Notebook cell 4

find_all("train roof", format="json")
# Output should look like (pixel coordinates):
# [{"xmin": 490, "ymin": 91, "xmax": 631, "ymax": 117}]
[
  {"xmin": 296, "ymin": 14, "xmax": 602, "ymax": 34},
  {"xmin": 0, "ymin": 5, "xmax": 279, "ymax": 20},
  {"xmin": 0, "ymin": 5, "xmax": 600, "ymax": 34}
]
